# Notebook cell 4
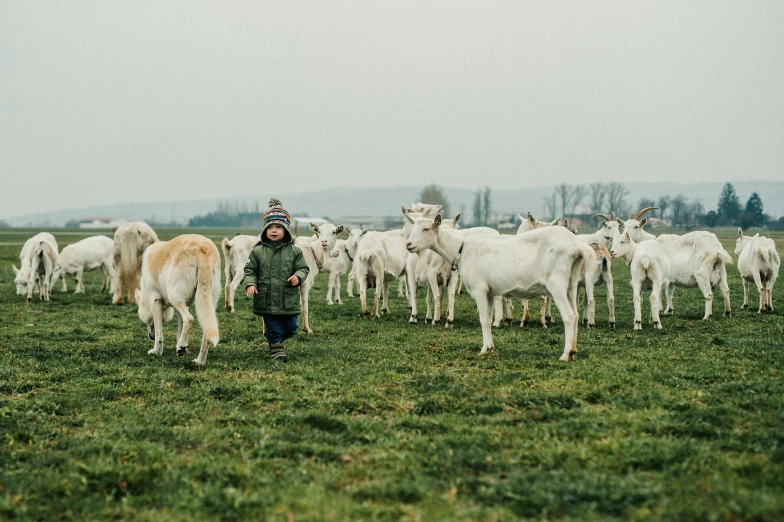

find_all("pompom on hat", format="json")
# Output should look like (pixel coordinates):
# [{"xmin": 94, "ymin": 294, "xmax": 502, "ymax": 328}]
[{"xmin": 262, "ymin": 198, "xmax": 292, "ymax": 240}]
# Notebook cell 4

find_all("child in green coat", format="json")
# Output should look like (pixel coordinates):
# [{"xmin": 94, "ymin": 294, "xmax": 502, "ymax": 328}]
[{"xmin": 244, "ymin": 198, "xmax": 309, "ymax": 361}]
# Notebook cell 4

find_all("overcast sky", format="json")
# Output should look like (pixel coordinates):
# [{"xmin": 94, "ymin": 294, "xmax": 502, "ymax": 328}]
[{"xmin": 2, "ymin": 1, "xmax": 783, "ymax": 219}]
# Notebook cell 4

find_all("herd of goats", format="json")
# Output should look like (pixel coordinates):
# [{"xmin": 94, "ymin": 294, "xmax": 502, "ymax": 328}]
[{"xmin": 10, "ymin": 204, "xmax": 781, "ymax": 366}]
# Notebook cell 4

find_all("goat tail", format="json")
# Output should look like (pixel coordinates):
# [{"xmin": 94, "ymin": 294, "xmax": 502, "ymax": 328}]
[
  {"xmin": 35, "ymin": 241, "xmax": 57, "ymax": 263},
  {"xmin": 221, "ymin": 237, "xmax": 234, "ymax": 279},
  {"xmin": 719, "ymin": 249, "xmax": 734, "ymax": 266},
  {"xmin": 569, "ymin": 245, "xmax": 589, "ymax": 312},
  {"xmin": 759, "ymin": 247, "xmax": 771, "ymax": 266},
  {"xmin": 195, "ymin": 250, "xmax": 221, "ymax": 347},
  {"xmin": 116, "ymin": 233, "xmax": 140, "ymax": 298}
]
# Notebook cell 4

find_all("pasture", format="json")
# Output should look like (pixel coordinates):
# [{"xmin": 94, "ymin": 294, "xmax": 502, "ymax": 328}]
[{"xmin": 1, "ymin": 227, "xmax": 783, "ymax": 521}]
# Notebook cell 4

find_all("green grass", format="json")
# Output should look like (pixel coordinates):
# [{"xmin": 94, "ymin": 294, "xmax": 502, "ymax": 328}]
[{"xmin": 1, "ymin": 228, "xmax": 783, "ymax": 520}]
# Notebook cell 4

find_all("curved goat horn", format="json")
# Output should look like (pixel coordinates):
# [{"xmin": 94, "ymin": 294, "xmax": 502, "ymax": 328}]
[
  {"xmin": 628, "ymin": 208, "xmax": 634, "ymax": 220},
  {"xmin": 593, "ymin": 213, "xmax": 611, "ymax": 222},
  {"xmin": 635, "ymin": 207, "xmax": 658, "ymax": 220}
]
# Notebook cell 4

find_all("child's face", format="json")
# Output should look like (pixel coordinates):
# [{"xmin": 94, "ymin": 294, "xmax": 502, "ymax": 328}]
[{"xmin": 266, "ymin": 224, "xmax": 285, "ymax": 241}]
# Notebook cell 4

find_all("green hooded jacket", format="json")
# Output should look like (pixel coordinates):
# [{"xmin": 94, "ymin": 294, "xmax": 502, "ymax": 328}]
[{"xmin": 243, "ymin": 239, "xmax": 309, "ymax": 316}]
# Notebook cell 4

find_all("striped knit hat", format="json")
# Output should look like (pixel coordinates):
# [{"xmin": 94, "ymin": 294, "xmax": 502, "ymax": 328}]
[{"xmin": 262, "ymin": 198, "xmax": 291, "ymax": 238}]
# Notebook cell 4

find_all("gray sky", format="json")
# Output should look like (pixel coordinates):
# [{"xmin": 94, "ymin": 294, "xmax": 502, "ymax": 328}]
[{"xmin": 2, "ymin": 1, "xmax": 783, "ymax": 219}]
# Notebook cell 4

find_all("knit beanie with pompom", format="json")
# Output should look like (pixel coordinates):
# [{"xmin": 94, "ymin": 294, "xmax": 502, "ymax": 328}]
[{"xmin": 261, "ymin": 198, "xmax": 292, "ymax": 240}]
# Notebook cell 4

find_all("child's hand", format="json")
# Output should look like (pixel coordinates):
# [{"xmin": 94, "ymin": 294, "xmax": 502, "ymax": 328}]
[
  {"xmin": 246, "ymin": 286, "xmax": 258, "ymax": 297},
  {"xmin": 288, "ymin": 276, "xmax": 300, "ymax": 287}
]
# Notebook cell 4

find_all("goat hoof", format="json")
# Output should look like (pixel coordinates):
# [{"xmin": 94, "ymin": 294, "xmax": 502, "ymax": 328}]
[
  {"xmin": 177, "ymin": 346, "xmax": 188, "ymax": 356},
  {"xmin": 724, "ymin": 311, "xmax": 731, "ymax": 318},
  {"xmin": 741, "ymin": 304, "xmax": 748, "ymax": 309},
  {"xmin": 444, "ymin": 321, "xmax": 453, "ymax": 329},
  {"xmin": 609, "ymin": 322, "xmax": 615, "ymax": 328}
]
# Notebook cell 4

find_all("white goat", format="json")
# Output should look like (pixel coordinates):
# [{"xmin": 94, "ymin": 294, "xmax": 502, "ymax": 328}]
[
  {"xmin": 735, "ymin": 229, "xmax": 780, "ymax": 313},
  {"xmin": 343, "ymin": 228, "xmax": 368, "ymax": 298},
  {"xmin": 578, "ymin": 238, "xmax": 616, "ymax": 328},
  {"xmin": 404, "ymin": 210, "xmax": 462, "ymax": 326},
  {"xmin": 354, "ymin": 228, "xmax": 409, "ymax": 319},
  {"xmin": 221, "ymin": 234, "xmax": 261, "ymax": 312},
  {"xmin": 135, "ymin": 234, "xmax": 221, "ymax": 366},
  {"xmin": 50, "ymin": 235, "xmax": 115, "ymax": 294},
  {"xmin": 516, "ymin": 212, "xmax": 560, "ymax": 235},
  {"xmin": 616, "ymin": 207, "xmax": 658, "ymax": 242},
  {"xmin": 13, "ymin": 232, "xmax": 60, "ymax": 298},
  {"xmin": 26, "ymin": 238, "xmax": 59, "ymax": 302},
  {"xmin": 325, "ymin": 227, "xmax": 366, "ymax": 304},
  {"xmin": 620, "ymin": 208, "xmax": 731, "ymax": 320},
  {"xmin": 405, "ymin": 213, "xmax": 592, "ymax": 361},
  {"xmin": 610, "ymin": 232, "xmax": 670, "ymax": 330},
  {"xmin": 516, "ymin": 212, "xmax": 559, "ymax": 327},
  {"xmin": 112, "ymin": 221, "xmax": 159, "ymax": 305},
  {"xmin": 656, "ymin": 232, "xmax": 733, "ymax": 320},
  {"xmin": 294, "ymin": 222, "xmax": 344, "ymax": 332},
  {"xmin": 578, "ymin": 212, "xmax": 622, "ymax": 246}
]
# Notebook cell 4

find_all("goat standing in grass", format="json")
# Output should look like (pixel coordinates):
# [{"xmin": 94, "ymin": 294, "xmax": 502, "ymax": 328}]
[
  {"xmin": 735, "ymin": 229, "xmax": 779, "ymax": 313},
  {"xmin": 405, "ymin": 213, "xmax": 592, "ymax": 361},
  {"xmin": 112, "ymin": 221, "xmax": 159, "ymax": 305},
  {"xmin": 13, "ymin": 232, "xmax": 61, "ymax": 300},
  {"xmin": 610, "ymin": 232, "xmax": 670, "ymax": 330},
  {"xmin": 50, "ymin": 235, "xmax": 115, "ymax": 294},
  {"xmin": 221, "ymin": 235, "xmax": 261, "ymax": 312},
  {"xmin": 294, "ymin": 222, "xmax": 344, "ymax": 332},
  {"xmin": 136, "ymin": 234, "xmax": 221, "ymax": 366}
]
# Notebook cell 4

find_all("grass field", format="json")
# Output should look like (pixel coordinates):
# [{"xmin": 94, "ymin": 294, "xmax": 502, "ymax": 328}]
[{"xmin": 1, "ymin": 227, "xmax": 783, "ymax": 521}]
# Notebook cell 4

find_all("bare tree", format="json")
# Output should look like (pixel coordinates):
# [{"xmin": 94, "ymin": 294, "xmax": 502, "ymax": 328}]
[
  {"xmin": 568, "ymin": 185, "xmax": 586, "ymax": 217},
  {"xmin": 691, "ymin": 200, "xmax": 703, "ymax": 227},
  {"xmin": 543, "ymin": 193, "xmax": 558, "ymax": 221},
  {"xmin": 605, "ymin": 183, "xmax": 629, "ymax": 216},
  {"xmin": 638, "ymin": 198, "xmax": 657, "ymax": 215},
  {"xmin": 670, "ymin": 194, "xmax": 688, "ymax": 226},
  {"xmin": 419, "ymin": 184, "xmax": 450, "ymax": 216},
  {"xmin": 589, "ymin": 183, "xmax": 607, "ymax": 214},
  {"xmin": 555, "ymin": 184, "xmax": 575, "ymax": 220},
  {"xmin": 473, "ymin": 190, "xmax": 483, "ymax": 226},
  {"xmin": 482, "ymin": 187, "xmax": 491, "ymax": 226},
  {"xmin": 657, "ymin": 195, "xmax": 671, "ymax": 222}
]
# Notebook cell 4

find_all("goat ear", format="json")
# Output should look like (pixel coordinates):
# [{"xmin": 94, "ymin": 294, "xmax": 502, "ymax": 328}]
[
  {"xmin": 737, "ymin": 228, "xmax": 743, "ymax": 237},
  {"xmin": 403, "ymin": 210, "xmax": 415, "ymax": 224},
  {"xmin": 528, "ymin": 214, "xmax": 536, "ymax": 224},
  {"xmin": 361, "ymin": 229, "xmax": 368, "ymax": 236},
  {"xmin": 624, "ymin": 232, "xmax": 630, "ymax": 241},
  {"xmin": 640, "ymin": 218, "xmax": 647, "ymax": 226},
  {"xmin": 401, "ymin": 205, "xmax": 409, "ymax": 215},
  {"xmin": 517, "ymin": 213, "xmax": 524, "ymax": 223},
  {"xmin": 309, "ymin": 222, "xmax": 319, "ymax": 234},
  {"xmin": 551, "ymin": 218, "xmax": 561, "ymax": 226},
  {"xmin": 616, "ymin": 218, "xmax": 625, "ymax": 226},
  {"xmin": 453, "ymin": 212, "xmax": 461, "ymax": 223},
  {"xmin": 345, "ymin": 226, "xmax": 351, "ymax": 234},
  {"xmin": 336, "ymin": 225, "xmax": 344, "ymax": 234},
  {"xmin": 433, "ymin": 214, "xmax": 442, "ymax": 229},
  {"xmin": 12, "ymin": 265, "xmax": 19, "ymax": 274}
]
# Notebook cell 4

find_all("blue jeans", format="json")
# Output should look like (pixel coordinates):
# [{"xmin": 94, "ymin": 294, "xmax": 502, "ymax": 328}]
[{"xmin": 263, "ymin": 314, "xmax": 299, "ymax": 345}]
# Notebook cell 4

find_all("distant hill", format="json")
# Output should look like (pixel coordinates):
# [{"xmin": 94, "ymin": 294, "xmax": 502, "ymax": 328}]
[{"xmin": 5, "ymin": 181, "xmax": 783, "ymax": 228}]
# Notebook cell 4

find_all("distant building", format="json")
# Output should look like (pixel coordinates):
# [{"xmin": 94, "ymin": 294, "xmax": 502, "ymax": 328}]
[
  {"xmin": 78, "ymin": 217, "xmax": 126, "ymax": 229},
  {"xmin": 291, "ymin": 216, "xmax": 328, "ymax": 234},
  {"xmin": 340, "ymin": 216, "xmax": 404, "ymax": 231}
]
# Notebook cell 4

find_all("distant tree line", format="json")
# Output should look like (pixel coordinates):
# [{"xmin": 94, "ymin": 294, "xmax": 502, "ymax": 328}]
[
  {"xmin": 188, "ymin": 211, "xmax": 265, "ymax": 228},
  {"xmin": 541, "ymin": 181, "xmax": 774, "ymax": 230}
]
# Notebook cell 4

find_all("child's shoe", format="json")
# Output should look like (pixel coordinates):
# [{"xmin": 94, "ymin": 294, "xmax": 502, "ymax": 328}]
[{"xmin": 269, "ymin": 343, "xmax": 287, "ymax": 362}]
